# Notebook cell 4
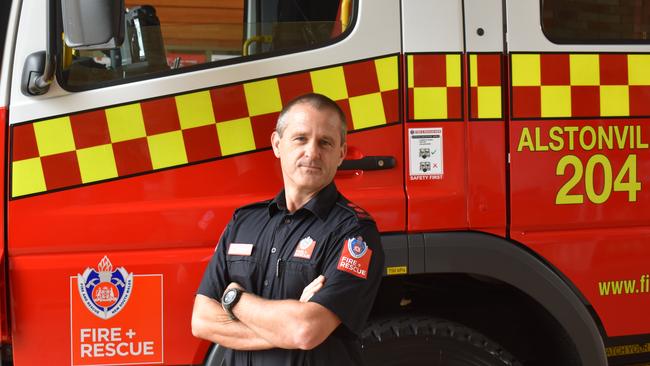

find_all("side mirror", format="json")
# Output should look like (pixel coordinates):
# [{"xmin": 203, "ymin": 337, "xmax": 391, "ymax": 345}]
[
  {"xmin": 21, "ymin": 51, "xmax": 48, "ymax": 95},
  {"xmin": 61, "ymin": 0, "xmax": 125, "ymax": 50}
]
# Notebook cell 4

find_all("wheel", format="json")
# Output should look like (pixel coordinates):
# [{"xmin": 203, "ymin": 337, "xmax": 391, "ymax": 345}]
[
  {"xmin": 361, "ymin": 316, "xmax": 523, "ymax": 366},
  {"xmin": 203, "ymin": 343, "xmax": 226, "ymax": 366}
]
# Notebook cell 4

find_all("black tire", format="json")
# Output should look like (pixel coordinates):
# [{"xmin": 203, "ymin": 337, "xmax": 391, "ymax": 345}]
[
  {"xmin": 361, "ymin": 316, "xmax": 523, "ymax": 366},
  {"xmin": 203, "ymin": 343, "xmax": 226, "ymax": 366}
]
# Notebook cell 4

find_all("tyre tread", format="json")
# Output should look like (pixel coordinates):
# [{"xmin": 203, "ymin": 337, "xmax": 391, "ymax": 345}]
[{"xmin": 362, "ymin": 316, "xmax": 523, "ymax": 366}]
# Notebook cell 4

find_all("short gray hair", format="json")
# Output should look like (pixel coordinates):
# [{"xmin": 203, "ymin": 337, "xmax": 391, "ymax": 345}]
[{"xmin": 276, "ymin": 93, "xmax": 347, "ymax": 144}]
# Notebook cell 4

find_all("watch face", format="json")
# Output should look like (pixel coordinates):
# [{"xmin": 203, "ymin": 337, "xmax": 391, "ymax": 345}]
[{"xmin": 224, "ymin": 290, "xmax": 236, "ymax": 304}]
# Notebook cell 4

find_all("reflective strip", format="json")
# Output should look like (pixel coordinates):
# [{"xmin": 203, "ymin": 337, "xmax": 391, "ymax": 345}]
[
  {"xmin": 541, "ymin": 86, "xmax": 571, "ymax": 118},
  {"xmin": 375, "ymin": 56, "xmax": 399, "ymax": 91},
  {"xmin": 349, "ymin": 93, "xmax": 386, "ymax": 129},
  {"xmin": 407, "ymin": 53, "xmax": 463, "ymax": 121},
  {"xmin": 511, "ymin": 54, "xmax": 541, "ymax": 87},
  {"xmin": 511, "ymin": 53, "xmax": 650, "ymax": 119},
  {"xmin": 629, "ymin": 54, "xmax": 650, "ymax": 85},
  {"xmin": 244, "ymin": 79, "xmax": 283, "ymax": 116},
  {"xmin": 445, "ymin": 54, "xmax": 461, "ymax": 87},
  {"xmin": 216, "ymin": 118, "xmax": 256, "ymax": 156},
  {"xmin": 77, "ymin": 144, "xmax": 118, "ymax": 183},
  {"xmin": 476, "ymin": 86, "xmax": 502, "ymax": 119},
  {"xmin": 12, "ymin": 158, "xmax": 46, "ymax": 197},
  {"xmin": 469, "ymin": 53, "xmax": 502, "ymax": 120},
  {"xmin": 470, "ymin": 54, "xmax": 479, "ymax": 87},
  {"xmin": 414, "ymin": 87, "xmax": 448, "ymax": 119},
  {"xmin": 33, "ymin": 117, "xmax": 76, "ymax": 156},
  {"xmin": 600, "ymin": 85, "xmax": 630, "ymax": 117},
  {"xmin": 106, "ymin": 104, "xmax": 147, "ymax": 142},
  {"xmin": 147, "ymin": 131, "xmax": 188, "ymax": 169},
  {"xmin": 175, "ymin": 92, "xmax": 215, "ymax": 129},
  {"xmin": 310, "ymin": 66, "xmax": 349, "ymax": 101},
  {"xmin": 569, "ymin": 54, "xmax": 600, "ymax": 86},
  {"xmin": 11, "ymin": 55, "xmax": 400, "ymax": 198}
]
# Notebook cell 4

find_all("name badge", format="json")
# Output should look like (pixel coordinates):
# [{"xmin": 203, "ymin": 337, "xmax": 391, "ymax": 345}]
[{"xmin": 228, "ymin": 243, "xmax": 254, "ymax": 256}]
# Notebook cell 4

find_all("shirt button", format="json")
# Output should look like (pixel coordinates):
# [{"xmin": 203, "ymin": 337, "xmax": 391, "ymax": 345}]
[
  {"xmin": 284, "ymin": 218, "xmax": 291, "ymax": 224},
  {"xmin": 271, "ymin": 247, "xmax": 277, "ymax": 254},
  {"xmin": 263, "ymin": 280, "xmax": 269, "ymax": 287}
]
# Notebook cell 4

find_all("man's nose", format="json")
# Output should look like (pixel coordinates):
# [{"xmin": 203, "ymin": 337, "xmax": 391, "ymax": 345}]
[{"xmin": 304, "ymin": 140, "xmax": 320, "ymax": 159}]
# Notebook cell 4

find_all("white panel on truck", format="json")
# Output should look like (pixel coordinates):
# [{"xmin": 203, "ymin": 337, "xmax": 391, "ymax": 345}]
[
  {"xmin": 402, "ymin": 0, "xmax": 463, "ymax": 53},
  {"xmin": 464, "ymin": 0, "xmax": 503, "ymax": 52}
]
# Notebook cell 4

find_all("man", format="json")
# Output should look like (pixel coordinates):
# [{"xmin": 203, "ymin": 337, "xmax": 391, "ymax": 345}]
[{"xmin": 192, "ymin": 93, "xmax": 384, "ymax": 365}]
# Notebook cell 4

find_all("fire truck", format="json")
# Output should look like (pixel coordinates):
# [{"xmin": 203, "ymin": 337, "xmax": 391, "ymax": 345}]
[{"xmin": 0, "ymin": 0, "xmax": 648, "ymax": 364}]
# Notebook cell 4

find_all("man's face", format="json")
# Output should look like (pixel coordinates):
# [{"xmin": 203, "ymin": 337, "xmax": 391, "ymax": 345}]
[{"xmin": 271, "ymin": 103, "xmax": 347, "ymax": 195}]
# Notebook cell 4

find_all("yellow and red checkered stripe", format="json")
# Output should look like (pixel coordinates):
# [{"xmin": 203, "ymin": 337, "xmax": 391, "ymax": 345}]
[
  {"xmin": 469, "ymin": 53, "xmax": 502, "ymax": 120},
  {"xmin": 407, "ymin": 53, "xmax": 462, "ymax": 121},
  {"xmin": 11, "ymin": 55, "xmax": 399, "ymax": 198},
  {"xmin": 511, "ymin": 53, "xmax": 650, "ymax": 119}
]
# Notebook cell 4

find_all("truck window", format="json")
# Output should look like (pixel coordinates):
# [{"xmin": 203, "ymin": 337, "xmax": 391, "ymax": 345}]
[
  {"xmin": 542, "ymin": 0, "xmax": 650, "ymax": 43},
  {"xmin": 59, "ymin": 0, "xmax": 351, "ymax": 90}
]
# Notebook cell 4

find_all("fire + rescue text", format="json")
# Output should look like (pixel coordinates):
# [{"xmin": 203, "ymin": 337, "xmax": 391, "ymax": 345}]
[{"xmin": 79, "ymin": 327, "xmax": 154, "ymax": 358}]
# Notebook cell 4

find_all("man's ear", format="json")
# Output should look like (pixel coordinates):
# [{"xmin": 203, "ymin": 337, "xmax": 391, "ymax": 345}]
[{"xmin": 271, "ymin": 131, "xmax": 281, "ymax": 158}]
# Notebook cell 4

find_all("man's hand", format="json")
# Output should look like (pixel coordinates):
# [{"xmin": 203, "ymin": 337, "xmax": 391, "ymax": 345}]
[
  {"xmin": 191, "ymin": 294, "xmax": 274, "ymax": 350},
  {"xmin": 300, "ymin": 275, "xmax": 325, "ymax": 302},
  {"xmin": 225, "ymin": 274, "xmax": 339, "ymax": 350}
]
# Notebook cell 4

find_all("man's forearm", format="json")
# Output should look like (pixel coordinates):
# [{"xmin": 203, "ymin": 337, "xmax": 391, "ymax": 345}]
[
  {"xmin": 192, "ymin": 294, "xmax": 275, "ymax": 350},
  {"xmin": 233, "ymin": 292, "xmax": 339, "ymax": 350}
]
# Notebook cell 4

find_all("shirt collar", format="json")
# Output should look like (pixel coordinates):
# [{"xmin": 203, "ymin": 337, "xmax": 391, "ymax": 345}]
[{"xmin": 267, "ymin": 182, "xmax": 339, "ymax": 221}]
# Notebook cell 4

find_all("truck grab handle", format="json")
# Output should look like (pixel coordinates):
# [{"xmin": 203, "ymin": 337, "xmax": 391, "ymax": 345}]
[{"xmin": 339, "ymin": 156, "xmax": 396, "ymax": 171}]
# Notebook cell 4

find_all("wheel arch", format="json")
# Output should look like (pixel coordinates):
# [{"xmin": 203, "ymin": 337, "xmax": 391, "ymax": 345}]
[{"xmin": 380, "ymin": 231, "xmax": 607, "ymax": 366}]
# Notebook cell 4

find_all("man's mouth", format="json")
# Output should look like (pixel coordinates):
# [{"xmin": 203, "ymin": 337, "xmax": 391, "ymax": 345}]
[{"xmin": 299, "ymin": 164, "xmax": 322, "ymax": 171}]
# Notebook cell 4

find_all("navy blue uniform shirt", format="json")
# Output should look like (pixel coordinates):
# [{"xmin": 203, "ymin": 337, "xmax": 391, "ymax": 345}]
[{"xmin": 197, "ymin": 183, "xmax": 384, "ymax": 366}]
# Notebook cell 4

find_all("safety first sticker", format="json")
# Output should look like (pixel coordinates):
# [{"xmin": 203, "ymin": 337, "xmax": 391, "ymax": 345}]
[
  {"xmin": 337, "ymin": 237, "xmax": 372, "ymax": 279},
  {"xmin": 408, "ymin": 128, "xmax": 444, "ymax": 180},
  {"xmin": 70, "ymin": 256, "xmax": 163, "ymax": 365}
]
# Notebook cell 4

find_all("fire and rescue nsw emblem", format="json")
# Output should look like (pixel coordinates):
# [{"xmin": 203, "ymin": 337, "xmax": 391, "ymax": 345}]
[
  {"xmin": 77, "ymin": 256, "xmax": 133, "ymax": 320},
  {"xmin": 337, "ymin": 236, "xmax": 372, "ymax": 279}
]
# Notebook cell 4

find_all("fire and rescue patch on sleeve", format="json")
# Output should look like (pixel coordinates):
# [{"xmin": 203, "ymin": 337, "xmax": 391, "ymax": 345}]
[{"xmin": 337, "ymin": 236, "xmax": 372, "ymax": 279}]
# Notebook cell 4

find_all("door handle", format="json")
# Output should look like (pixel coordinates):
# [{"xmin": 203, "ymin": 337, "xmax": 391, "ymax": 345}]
[{"xmin": 339, "ymin": 156, "xmax": 396, "ymax": 171}]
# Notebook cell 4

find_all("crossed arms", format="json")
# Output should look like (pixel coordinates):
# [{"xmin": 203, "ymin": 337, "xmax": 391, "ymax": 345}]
[{"xmin": 191, "ymin": 275, "xmax": 341, "ymax": 351}]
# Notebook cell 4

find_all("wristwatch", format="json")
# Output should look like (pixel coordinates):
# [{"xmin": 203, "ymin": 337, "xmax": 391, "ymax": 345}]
[{"xmin": 221, "ymin": 288, "xmax": 245, "ymax": 320}]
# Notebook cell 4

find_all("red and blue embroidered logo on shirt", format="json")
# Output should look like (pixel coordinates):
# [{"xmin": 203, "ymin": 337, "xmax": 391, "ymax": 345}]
[
  {"xmin": 293, "ymin": 236, "xmax": 316, "ymax": 259},
  {"xmin": 337, "ymin": 236, "xmax": 372, "ymax": 279},
  {"xmin": 348, "ymin": 237, "xmax": 368, "ymax": 259}
]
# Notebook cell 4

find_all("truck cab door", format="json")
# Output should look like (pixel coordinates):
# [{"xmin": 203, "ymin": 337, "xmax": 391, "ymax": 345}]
[{"xmin": 402, "ymin": 0, "xmax": 506, "ymax": 235}]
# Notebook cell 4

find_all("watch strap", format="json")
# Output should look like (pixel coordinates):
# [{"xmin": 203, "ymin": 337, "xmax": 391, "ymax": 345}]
[{"xmin": 222, "ymin": 288, "xmax": 244, "ymax": 320}]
